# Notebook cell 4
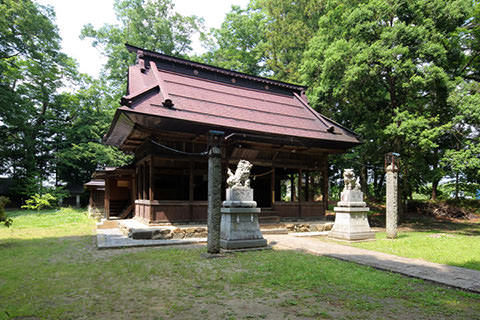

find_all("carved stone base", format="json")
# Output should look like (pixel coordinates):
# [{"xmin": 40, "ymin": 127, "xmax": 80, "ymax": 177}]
[
  {"xmin": 220, "ymin": 207, "xmax": 267, "ymax": 249},
  {"xmin": 329, "ymin": 207, "xmax": 375, "ymax": 241},
  {"xmin": 220, "ymin": 238, "xmax": 268, "ymax": 249},
  {"xmin": 223, "ymin": 188, "xmax": 257, "ymax": 207}
]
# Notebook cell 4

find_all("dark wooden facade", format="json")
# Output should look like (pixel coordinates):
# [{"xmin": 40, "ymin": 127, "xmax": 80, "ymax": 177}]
[{"xmin": 101, "ymin": 45, "xmax": 361, "ymax": 224}]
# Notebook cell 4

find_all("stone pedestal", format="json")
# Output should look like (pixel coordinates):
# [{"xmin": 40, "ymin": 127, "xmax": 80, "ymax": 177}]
[
  {"xmin": 220, "ymin": 187, "xmax": 267, "ymax": 249},
  {"xmin": 329, "ymin": 189, "xmax": 375, "ymax": 241}
]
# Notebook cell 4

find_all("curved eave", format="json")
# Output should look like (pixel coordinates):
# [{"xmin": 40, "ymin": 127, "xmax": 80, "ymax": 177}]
[{"xmin": 104, "ymin": 108, "xmax": 361, "ymax": 152}]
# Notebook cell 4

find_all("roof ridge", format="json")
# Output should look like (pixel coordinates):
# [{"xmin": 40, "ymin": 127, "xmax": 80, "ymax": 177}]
[
  {"xmin": 125, "ymin": 43, "xmax": 307, "ymax": 92},
  {"xmin": 293, "ymin": 92, "xmax": 359, "ymax": 138}
]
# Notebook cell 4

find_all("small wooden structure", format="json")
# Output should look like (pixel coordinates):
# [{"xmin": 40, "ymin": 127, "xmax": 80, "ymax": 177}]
[
  {"xmin": 84, "ymin": 179, "xmax": 105, "ymax": 217},
  {"xmin": 100, "ymin": 44, "xmax": 361, "ymax": 224}
]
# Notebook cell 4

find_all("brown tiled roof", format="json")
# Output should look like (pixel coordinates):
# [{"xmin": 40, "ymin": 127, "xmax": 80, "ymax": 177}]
[{"xmin": 105, "ymin": 45, "xmax": 361, "ymax": 148}]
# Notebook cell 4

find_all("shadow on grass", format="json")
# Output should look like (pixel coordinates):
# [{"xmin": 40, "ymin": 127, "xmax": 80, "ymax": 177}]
[
  {"xmin": 402, "ymin": 217, "xmax": 480, "ymax": 236},
  {"xmin": 5, "ymin": 208, "xmax": 87, "ymax": 219}
]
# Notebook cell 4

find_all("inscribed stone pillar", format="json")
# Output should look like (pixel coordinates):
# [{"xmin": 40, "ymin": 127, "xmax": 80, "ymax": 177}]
[
  {"xmin": 207, "ymin": 131, "xmax": 224, "ymax": 254},
  {"xmin": 386, "ymin": 165, "xmax": 398, "ymax": 239}
]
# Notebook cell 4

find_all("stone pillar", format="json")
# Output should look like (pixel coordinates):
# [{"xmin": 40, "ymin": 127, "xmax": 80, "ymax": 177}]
[
  {"xmin": 207, "ymin": 131, "xmax": 224, "ymax": 254},
  {"xmin": 386, "ymin": 165, "xmax": 398, "ymax": 239},
  {"xmin": 75, "ymin": 195, "xmax": 80, "ymax": 208}
]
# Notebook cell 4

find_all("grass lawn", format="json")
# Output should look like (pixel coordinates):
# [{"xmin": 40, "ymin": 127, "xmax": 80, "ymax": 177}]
[
  {"xmin": 0, "ymin": 209, "xmax": 479, "ymax": 320},
  {"xmin": 331, "ymin": 218, "xmax": 480, "ymax": 271}
]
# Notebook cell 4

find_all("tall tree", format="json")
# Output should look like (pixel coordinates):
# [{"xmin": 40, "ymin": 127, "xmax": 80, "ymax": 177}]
[
  {"xmin": 55, "ymin": 76, "xmax": 132, "ymax": 188},
  {"xmin": 0, "ymin": 0, "xmax": 131, "ymax": 203},
  {"xmin": 257, "ymin": 0, "xmax": 325, "ymax": 82},
  {"xmin": 201, "ymin": 4, "xmax": 268, "ymax": 76},
  {"xmin": 301, "ymin": 0, "xmax": 474, "ymax": 200},
  {"xmin": 0, "ymin": 0, "xmax": 77, "ymax": 199},
  {"xmin": 81, "ymin": 0, "xmax": 203, "ymax": 93}
]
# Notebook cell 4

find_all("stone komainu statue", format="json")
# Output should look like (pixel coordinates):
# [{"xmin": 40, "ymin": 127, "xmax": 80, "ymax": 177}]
[
  {"xmin": 343, "ymin": 168, "xmax": 360, "ymax": 190},
  {"xmin": 227, "ymin": 160, "xmax": 253, "ymax": 188}
]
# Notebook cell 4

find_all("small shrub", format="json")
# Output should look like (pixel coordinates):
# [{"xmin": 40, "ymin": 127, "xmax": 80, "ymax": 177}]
[
  {"xmin": 0, "ymin": 196, "xmax": 12, "ymax": 227},
  {"xmin": 22, "ymin": 193, "xmax": 57, "ymax": 211}
]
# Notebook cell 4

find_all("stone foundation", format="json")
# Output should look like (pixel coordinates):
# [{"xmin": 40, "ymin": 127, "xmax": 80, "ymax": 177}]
[
  {"xmin": 329, "ymin": 171, "xmax": 375, "ymax": 241},
  {"xmin": 220, "ymin": 187, "xmax": 267, "ymax": 249}
]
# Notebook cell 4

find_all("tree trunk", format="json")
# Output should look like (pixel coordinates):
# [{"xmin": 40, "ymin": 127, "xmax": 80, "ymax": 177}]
[
  {"xmin": 455, "ymin": 172, "xmax": 459, "ymax": 200},
  {"xmin": 432, "ymin": 179, "xmax": 439, "ymax": 201},
  {"xmin": 360, "ymin": 165, "xmax": 368, "ymax": 197}
]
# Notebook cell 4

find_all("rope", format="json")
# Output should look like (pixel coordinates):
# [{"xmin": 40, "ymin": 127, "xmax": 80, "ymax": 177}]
[
  {"xmin": 251, "ymin": 169, "xmax": 274, "ymax": 179},
  {"xmin": 149, "ymin": 139, "xmax": 208, "ymax": 156}
]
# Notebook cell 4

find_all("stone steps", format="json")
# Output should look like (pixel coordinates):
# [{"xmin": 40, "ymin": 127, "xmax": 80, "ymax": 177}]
[{"xmin": 113, "ymin": 219, "xmax": 333, "ymax": 240}]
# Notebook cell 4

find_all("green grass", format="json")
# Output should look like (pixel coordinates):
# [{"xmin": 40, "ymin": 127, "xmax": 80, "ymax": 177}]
[
  {"xmin": 0, "ymin": 209, "xmax": 479, "ymax": 319},
  {"xmin": 344, "ymin": 226, "xmax": 480, "ymax": 271}
]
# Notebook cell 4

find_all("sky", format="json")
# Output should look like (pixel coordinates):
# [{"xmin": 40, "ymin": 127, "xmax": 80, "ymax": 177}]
[{"xmin": 36, "ymin": 0, "xmax": 250, "ymax": 77}]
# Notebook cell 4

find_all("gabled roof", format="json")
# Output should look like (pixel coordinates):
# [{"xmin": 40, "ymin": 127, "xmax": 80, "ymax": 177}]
[{"xmin": 104, "ymin": 44, "xmax": 361, "ymax": 150}]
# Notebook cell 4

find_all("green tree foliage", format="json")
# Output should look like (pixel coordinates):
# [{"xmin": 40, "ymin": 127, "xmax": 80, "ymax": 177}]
[
  {"xmin": 54, "ymin": 76, "xmax": 132, "ymax": 188},
  {"xmin": 81, "ymin": 0, "xmax": 203, "ymax": 92},
  {"xmin": 205, "ymin": 0, "xmax": 479, "ymax": 200},
  {"xmin": 301, "ymin": 0, "xmax": 475, "ymax": 199},
  {"xmin": 0, "ymin": 0, "xmax": 77, "ymax": 199},
  {"xmin": 0, "ymin": 0, "xmax": 131, "ymax": 203},
  {"xmin": 21, "ymin": 193, "xmax": 56, "ymax": 210},
  {"xmin": 257, "ymin": 0, "xmax": 325, "ymax": 82},
  {"xmin": 201, "ymin": 4, "xmax": 268, "ymax": 76}
]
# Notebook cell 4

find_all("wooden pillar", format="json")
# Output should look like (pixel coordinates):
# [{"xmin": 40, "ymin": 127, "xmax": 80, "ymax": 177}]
[
  {"xmin": 305, "ymin": 171, "xmax": 310, "ymax": 201},
  {"xmin": 149, "ymin": 158, "xmax": 154, "ymax": 201},
  {"xmin": 290, "ymin": 174, "xmax": 296, "ymax": 202},
  {"xmin": 131, "ymin": 173, "xmax": 136, "ymax": 218},
  {"xmin": 104, "ymin": 177, "xmax": 110, "ymax": 219},
  {"xmin": 142, "ymin": 164, "xmax": 146, "ymax": 200},
  {"xmin": 322, "ymin": 156, "xmax": 329, "ymax": 215},
  {"xmin": 270, "ymin": 167, "xmax": 275, "ymax": 207},
  {"xmin": 189, "ymin": 161, "xmax": 194, "ymax": 220},
  {"xmin": 189, "ymin": 161, "xmax": 194, "ymax": 201},
  {"xmin": 136, "ymin": 167, "xmax": 140, "ymax": 200},
  {"xmin": 298, "ymin": 169, "xmax": 303, "ymax": 218}
]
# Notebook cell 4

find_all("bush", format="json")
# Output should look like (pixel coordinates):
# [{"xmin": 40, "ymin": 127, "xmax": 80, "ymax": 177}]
[
  {"xmin": 21, "ymin": 193, "xmax": 57, "ymax": 211},
  {"xmin": 0, "ymin": 196, "xmax": 12, "ymax": 227}
]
